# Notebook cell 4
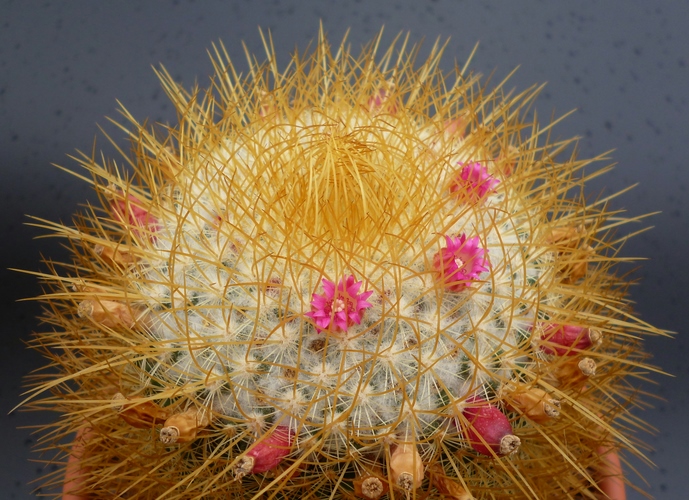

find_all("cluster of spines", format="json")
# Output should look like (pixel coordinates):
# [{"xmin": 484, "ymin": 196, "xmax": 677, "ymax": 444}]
[
  {"xmin": 19, "ymin": 28, "xmax": 666, "ymax": 500},
  {"xmin": 77, "ymin": 116, "xmax": 603, "ymax": 497}
]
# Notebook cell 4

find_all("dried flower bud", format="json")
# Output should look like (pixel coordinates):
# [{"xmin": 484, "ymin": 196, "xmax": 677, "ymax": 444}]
[
  {"xmin": 502, "ymin": 385, "xmax": 561, "ymax": 423},
  {"xmin": 546, "ymin": 225, "xmax": 584, "ymax": 246},
  {"xmin": 159, "ymin": 407, "xmax": 211, "ymax": 444},
  {"xmin": 462, "ymin": 397, "xmax": 520, "ymax": 456},
  {"xmin": 111, "ymin": 392, "xmax": 126, "ymax": 412},
  {"xmin": 536, "ymin": 323, "xmax": 601, "ymax": 356},
  {"xmin": 71, "ymin": 280, "xmax": 110, "ymax": 294},
  {"xmin": 77, "ymin": 299, "xmax": 136, "ymax": 329},
  {"xmin": 353, "ymin": 468, "xmax": 389, "ymax": 499},
  {"xmin": 93, "ymin": 243, "xmax": 137, "ymax": 267},
  {"xmin": 578, "ymin": 357, "xmax": 597, "ymax": 377},
  {"xmin": 112, "ymin": 393, "xmax": 170, "ymax": 429},
  {"xmin": 545, "ymin": 225, "xmax": 595, "ymax": 281},
  {"xmin": 257, "ymin": 89, "xmax": 276, "ymax": 117},
  {"xmin": 233, "ymin": 426, "xmax": 294, "ymax": 479},
  {"xmin": 498, "ymin": 144, "xmax": 519, "ymax": 176},
  {"xmin": 551, "ymin": 357, "xmax": 598, "ymax": 388},
  {"xmin": 566, "ymin": 244, "xmax": 595, "ymax": 282},
  {"xmin": 428, "ymin": 465, "xmax": 474, "ymax": 499},
  {"xmin": 389, "ymin": 443, "xmax": 424, "ymax": 492}
]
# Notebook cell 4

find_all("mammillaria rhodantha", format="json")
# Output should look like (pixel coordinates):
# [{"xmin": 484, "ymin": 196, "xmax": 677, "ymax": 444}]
[{"xmin": 20, "ymin": 28, "xmax": 667, "ymax": 499}]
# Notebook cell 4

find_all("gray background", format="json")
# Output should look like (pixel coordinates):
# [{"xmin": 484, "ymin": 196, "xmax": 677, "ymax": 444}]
[{"xmin": 1, "ymin": 1, "xmax": 687, "ymax": 498}]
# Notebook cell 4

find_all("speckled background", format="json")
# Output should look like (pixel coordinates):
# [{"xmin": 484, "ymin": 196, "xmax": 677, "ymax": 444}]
[{"xmin": 1, "ymin": 1, "xmax": 687, "ymax": 498}]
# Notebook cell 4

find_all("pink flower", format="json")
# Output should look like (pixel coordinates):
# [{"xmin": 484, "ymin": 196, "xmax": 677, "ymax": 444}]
[
  {"xmin": 305, "ymin": 275, "xmax": 374, "ymax": 333},
  {"xmin": 433, "ymin": 234, "xmax": 489, "ymax": 291},
  {"xmin": 450, "ymin": 162, "xmax": 500, "ymax": 201}
]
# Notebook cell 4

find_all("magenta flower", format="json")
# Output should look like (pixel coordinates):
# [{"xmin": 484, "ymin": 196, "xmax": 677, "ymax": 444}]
[
  {"xmin": 433, "ymin": 234, "xmax": 489, "ymax": 291},
  {"xmin": 450, "ymin": 162, "xmax": 500, "ymax": 201},
  {"xmin": 306, "ymin": 275, "xmax": 374, "ymax": 333}
]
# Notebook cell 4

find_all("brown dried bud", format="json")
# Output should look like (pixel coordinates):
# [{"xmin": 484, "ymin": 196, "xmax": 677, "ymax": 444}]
[
  {"xmin": 77, "ymin": 299, "xmax": 137, "ymax": 329},
  {"xmin": 389, "ymin": 443, "xmax": 424, "ymax": 492},
  {"xmin": 354, "ymin": 477, "xmax": 387, "ymax": 499},
  {"xmin": 112, "ymin": 392, "xmax": 127, "ymax": 412},
  {"xmin": 545, "ymin": 225, "xmax": 595, "ymax": 281},
  {"xmin": 71, "ymin": 281, "xmax": 109, "ymax": 294},
  {"xmin": 353, "ymin": 466, "xmax": 389, "ymax": 499},
  {"xmin": 498, "ymin": 144, "xmax": 520, "ymax": 176},
  {"xmin": 578, "ymin": 357, "xmax": 597, "ymax": 376},
  {"xmin": 112, "ymin": 393, "xmax": 170, "ymax": 429},
  {"xmin": 502, "ymin": 385, "xmax": 561, "ymax": 423},
  {"xmin": 499, "ymin": 435, "xmax": 521, "ymax": 456},
  {"xmin": 546, "ymin": 225, "xmax": 584, "ymax": 246},
  {"xmin": 93, "ymin": 243, "xmax": 137, "ymax": 267},
  {"xmin": 567, "ymin": 253, "xmax": 590, "ymax": 281},
  {"xmin": 552, "ymin": 357, "xmax": 597, "ymax": 388},
  {"xmin": 257, "ymin": 90, "xmax": 276, "ymax": 117},
  {"xmin": 160, "ymin": 407, "xmax": 211, "ymax": 444},
  {"xmin": 428, "ymin": 465, "xmax": 474, "ymax": 499}
]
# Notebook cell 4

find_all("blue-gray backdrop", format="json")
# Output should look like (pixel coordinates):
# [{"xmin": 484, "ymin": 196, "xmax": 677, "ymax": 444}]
[{"xmin": 2, "ymin": 1, "xmax": 687, "ymax": 498}]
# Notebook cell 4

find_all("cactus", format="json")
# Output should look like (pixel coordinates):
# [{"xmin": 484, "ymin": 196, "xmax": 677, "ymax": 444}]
[{"xmin": 21, "ymin": 28, "xmax": 667, "ymax": 499}]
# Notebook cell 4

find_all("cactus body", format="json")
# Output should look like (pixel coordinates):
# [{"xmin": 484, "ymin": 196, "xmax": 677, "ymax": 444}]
[{"xmin": 22, "ymin": 29, "xmax": 665, "ymax": 499}]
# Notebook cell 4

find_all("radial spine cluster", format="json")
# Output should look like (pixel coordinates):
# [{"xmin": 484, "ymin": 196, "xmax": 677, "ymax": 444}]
[{"xmin": 23, "ymin": 28, "xmax": 665, "ymax": 499}]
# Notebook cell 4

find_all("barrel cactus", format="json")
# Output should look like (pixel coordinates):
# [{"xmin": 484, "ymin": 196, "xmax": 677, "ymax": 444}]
[{"xmin": 23, "ymin": 29, "xmax": 665, "ymax": 499}]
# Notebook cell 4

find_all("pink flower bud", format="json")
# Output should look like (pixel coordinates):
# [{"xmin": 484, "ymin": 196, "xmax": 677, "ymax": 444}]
[
  {"xmin": 234, "ymin": 426, "xmax": 294, "ymax": 479},
  {"xmin": 450, "ymin": 162, "xmax": 500, "ymax": 202},
  {"xmin": 462, "ymin": 396, "xmax": 520, "ymax": 457},
  {"xmin": 443, "ymin": 117, "xmax": 467, "ymax": 138},
  {"xmin": 536, "ymin": 323, "xmax": 602, "ymax": 356},
  {"xmin": 108, "ymin": 185, "xmax": 159, "ymax": 240},
  {"xmin": 367, "ymin": 82, "xmax": 397, "ymax": 114}
]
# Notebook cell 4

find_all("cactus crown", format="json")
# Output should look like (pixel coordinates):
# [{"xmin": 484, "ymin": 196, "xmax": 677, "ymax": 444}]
[{"xmin": 22, "ymin": 28, "xmax": 665, "ymax": 499}]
